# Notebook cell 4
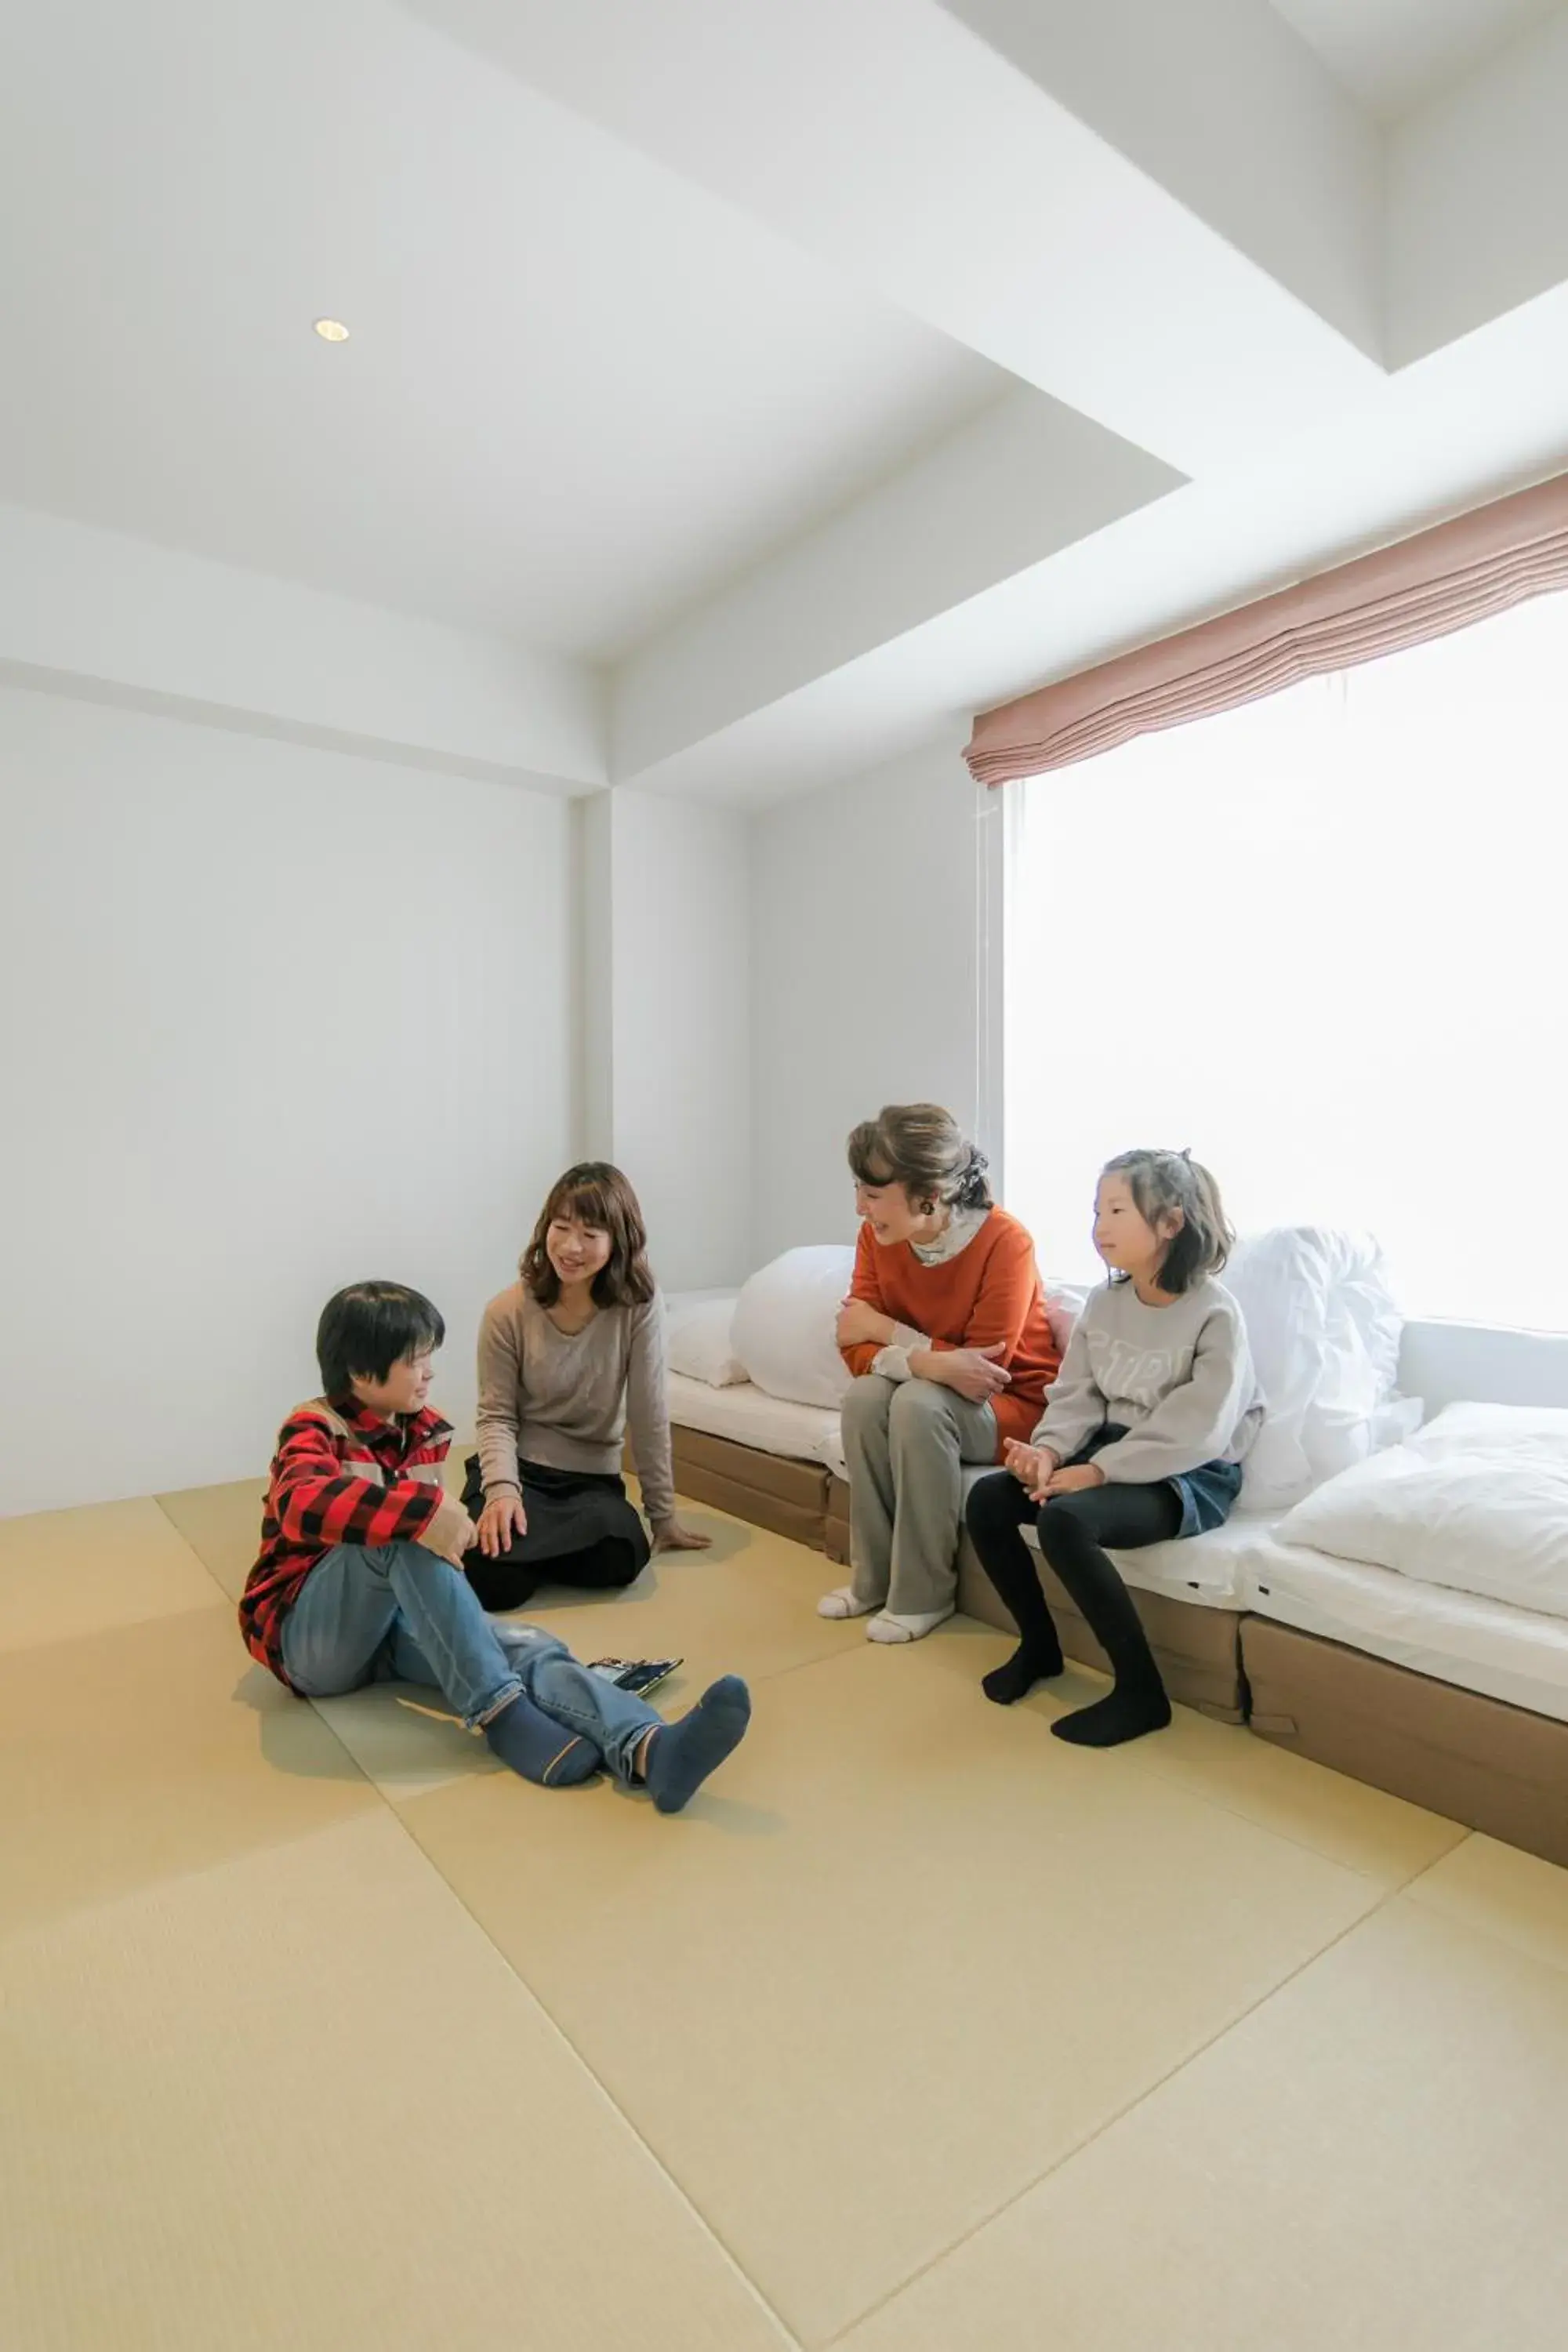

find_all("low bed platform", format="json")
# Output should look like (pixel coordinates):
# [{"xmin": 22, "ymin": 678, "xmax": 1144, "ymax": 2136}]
[
  {"xmin": 665, "ymin": 1313, "xmax": 1568, "ymax": 1866},
  {"xmin": 1243, "ymin": 1618, "xmax": 1568, "ymax": 1869},
  {"xmin": 666, "ymin": 1374, "xmax": 840, "ymax": 1546},
  {"xmin": 720, "ymin": 1430, "xmax": 1568, "ymax": 1848},
  {"xmin": 671, "ymin": 1425, "xmax": 830, "ymax": 1549},
  {"xmin": 664, "ymin": 1374, "xmax": 1249, "ymax": 1721}
]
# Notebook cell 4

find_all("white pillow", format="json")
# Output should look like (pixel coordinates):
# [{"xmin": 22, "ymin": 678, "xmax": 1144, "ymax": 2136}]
[
  {"xmin": 1041, "ymin": 1276, "xmax": 1088, "ymax": 1356},
  {"xmin": 1225, "ymin": 1226, "xmax": 1416, "ymax": 1512},
  {"xmin": 731, "ymin": 1245, "xmax": 856, "ymax": 1410},
  {"xmin": 664, "ymin": 1293, "xmax": 748, "ymax": 1388},
  {"xmin": 1413, "ymin": 1401, "xmax": 1568, "ymax": 1457},
  {"xmin": 1278, "ymin": 1432, "xmax": 1568, "ymax": 1621}
]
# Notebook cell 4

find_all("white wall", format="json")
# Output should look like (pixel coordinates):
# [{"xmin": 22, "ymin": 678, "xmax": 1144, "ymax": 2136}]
[
  {"xmin": 748, "ymin": 737, "xmax": 994, "ymax": 1265},
  {"xmin": 577, "ymin": 788, "xmax": 752, "ymax": 1291},
  {"xmin": 0, "ymin": 683, "xmax": 573, "ymax": 1515}
]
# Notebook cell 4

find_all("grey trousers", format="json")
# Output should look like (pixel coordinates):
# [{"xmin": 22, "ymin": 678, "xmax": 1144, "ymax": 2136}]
[{"xmin": 840, "ymin": 1374, "xmax": 999, "ymax": 1617}]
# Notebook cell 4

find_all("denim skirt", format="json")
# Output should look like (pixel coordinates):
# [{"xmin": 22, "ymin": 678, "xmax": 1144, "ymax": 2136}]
[{"xmin": 1073, "ymin": 1426, "xmax": 1244, "ymax": 1541}]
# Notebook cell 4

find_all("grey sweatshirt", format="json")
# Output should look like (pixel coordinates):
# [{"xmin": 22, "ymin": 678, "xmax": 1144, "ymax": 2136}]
[
  {"xmin": 1032, "ymin": 1276, "xmax": 1265, "ymax": 1483},
  {"xmin": 474, "ymin": 1283, "xmax": 676, "ymax": 1528}
]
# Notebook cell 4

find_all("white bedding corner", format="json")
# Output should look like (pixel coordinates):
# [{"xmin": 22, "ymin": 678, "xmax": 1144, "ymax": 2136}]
[
  {"xmin": 666, "ymin": 1371, "xmax": 847, "ymax": 1481},
  {"xmin": 1278, "ymin": 1402, "xmax": 1568, "ymax": 1622}
]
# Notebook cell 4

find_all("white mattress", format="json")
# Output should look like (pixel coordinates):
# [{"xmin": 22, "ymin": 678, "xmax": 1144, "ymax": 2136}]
[
  {"xmin": 669, "ymin": 1383, "xmax": 1265, "ymax": 1606},
  {"xmin": 1046, "ymin": 1504, "xmax": 1568, "ymax": 1722},
  {"xmin": 1099, "ymin": 1512, "xmax": 1277, "ymax": 1613},
  {"xmin": 670, "ymin": 1385, "xmax": 1283, "ymax": 1604},
  {"xmin": 1239, "ymin": 1526, "xmax": 1568, "ymax": 1726},
  {"xmin": 667, "ymin": 1374, "xmax": 847, "ymax": 1481},
  {"xmin": 670, "ymin": 1379, "xmax": 1568, "ymax": 1719},
  {"xmin": 956, "ymin": 1465, "xmax": 1265, "ymax": 1613}
]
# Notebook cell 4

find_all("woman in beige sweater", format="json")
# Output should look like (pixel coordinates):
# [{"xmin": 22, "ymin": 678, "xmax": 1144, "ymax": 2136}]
[{"xmin": 462, "ymin": 1163, "xmax": 710, "ymax": 1610}]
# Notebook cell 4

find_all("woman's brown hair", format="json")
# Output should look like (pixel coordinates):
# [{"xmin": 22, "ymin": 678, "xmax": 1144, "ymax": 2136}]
[
  {"xmin": 520, "ymin": 1162, "xmax": 656, "ymax": 1309},
  {"xmin": 846, "ymin": 1104, "xmax": 993, "ymax": 1217}
]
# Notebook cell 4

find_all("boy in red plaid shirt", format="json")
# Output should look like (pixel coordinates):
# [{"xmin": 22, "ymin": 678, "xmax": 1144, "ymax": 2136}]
[{"xmin": 240, "ymin": 1281, "xmax": 750, "ymax": 1808}]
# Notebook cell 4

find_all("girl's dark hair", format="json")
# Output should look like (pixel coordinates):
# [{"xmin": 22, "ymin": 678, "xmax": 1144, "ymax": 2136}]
[
  {"xmin": 521, "ymin": 1162, "xmax": 655, "ymax": 1309},
  {"xmin": 847, "ymin": 1103, "xmax": 993, "ymax": 1217},
  {"xmin": 1102, "ymin": 1149, "xmax": 1233, "ymax": 1296},
  {"xmin": 317, "ymin": 1281, "xmax": 445, "ymax": 1400}
]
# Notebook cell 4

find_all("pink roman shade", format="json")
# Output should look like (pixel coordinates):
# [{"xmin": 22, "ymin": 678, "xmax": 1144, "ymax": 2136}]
[{"xmin": 965, "ymin": 470, "xmax": 1568, "ymax": 789}]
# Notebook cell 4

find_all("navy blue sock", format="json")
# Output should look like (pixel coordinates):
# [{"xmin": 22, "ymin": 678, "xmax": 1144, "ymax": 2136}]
[
  {"xmin": 483, "ymin": 1692, "xmax": 600, "ymax": 1787},
  {"xmin": 644, "ymin": 1676, "xmax": 751, "ymax": 1813}
]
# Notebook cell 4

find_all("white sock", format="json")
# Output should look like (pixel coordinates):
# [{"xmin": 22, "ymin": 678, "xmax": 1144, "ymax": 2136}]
[
  {"xmin": 817, "ymin": 1586, "xmax": 878, "ymax": 1620},
  {"xmin": 866, "ymin": 1606, "xmax": 955, "ymax": 1644}
]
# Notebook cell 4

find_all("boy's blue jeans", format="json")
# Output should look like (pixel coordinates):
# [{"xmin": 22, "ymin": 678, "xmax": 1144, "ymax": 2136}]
[{"xmin": 279, "ymin": 1541, "xmax": 662, "ymax": 1784}]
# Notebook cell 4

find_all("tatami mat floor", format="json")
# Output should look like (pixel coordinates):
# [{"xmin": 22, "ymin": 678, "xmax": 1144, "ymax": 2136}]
[{"xmin": 4, "ymin": 1479, "xmax": 1568, "ymax": 2350}]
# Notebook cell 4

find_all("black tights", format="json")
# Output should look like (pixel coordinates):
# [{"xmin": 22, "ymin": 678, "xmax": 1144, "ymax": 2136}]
[
  {"xmin": 964, "ymin": 1473, "xmax": 1178, "ymax": 1746},
  {"xmin": 463, "ymin": 1536, "xmax": 643, "ymax": 1615}
]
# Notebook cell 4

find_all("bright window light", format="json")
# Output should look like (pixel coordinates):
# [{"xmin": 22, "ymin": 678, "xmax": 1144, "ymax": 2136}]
[{"xmin": 1004, "ymin": 588, "xmax": 1568, "ymax": 1332}]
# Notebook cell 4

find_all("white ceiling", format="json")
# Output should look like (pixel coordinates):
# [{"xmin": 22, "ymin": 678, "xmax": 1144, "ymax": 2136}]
[
  {"xmin": 1270, "ymin": 0, "xmax": 1563, "ymax": 118},
  {"xmin": 6, "ymin": 0, "xmax": 1568, "ymax": 806},
  {"xmin": 0, "ymin": 0, "xmax": 1003, "ymax": 658}
]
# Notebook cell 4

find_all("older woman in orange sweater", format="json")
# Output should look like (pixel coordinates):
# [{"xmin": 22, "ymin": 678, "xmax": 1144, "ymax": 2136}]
[{"xmin": 818, "ymin": 1104, "xmax": 1061, "ymax": 1642}]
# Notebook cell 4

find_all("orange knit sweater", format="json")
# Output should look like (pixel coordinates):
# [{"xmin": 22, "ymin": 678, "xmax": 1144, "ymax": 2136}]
[{"xmin": 840, "ymin": 1206, "xmax": 1061, "ymax": 1460}]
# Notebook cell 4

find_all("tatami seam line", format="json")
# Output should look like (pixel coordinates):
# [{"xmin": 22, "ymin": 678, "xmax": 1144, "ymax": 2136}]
[
  {"xmin": 818, "ymin": 1882, "xmax": 1410, "ymax": 2348},
  {"xmin": 147, "ymin": 1490, "xmax": 1494, "ymax": 2351},
  {"xmin": 148, "ymin": 1491, "xmax": 804, "ymax": 2344}
]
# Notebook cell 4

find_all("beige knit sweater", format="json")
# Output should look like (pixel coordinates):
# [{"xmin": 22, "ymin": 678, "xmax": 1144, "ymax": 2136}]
[{"xmin": 474, "ymin": 1283, "xmax": 676, "ymax": 1528}]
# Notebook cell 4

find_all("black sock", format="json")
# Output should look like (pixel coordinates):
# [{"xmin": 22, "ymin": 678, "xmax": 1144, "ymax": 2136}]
[
  {"xmin": 982, "ymin": 1632, "xmax": 1065, "ymax": 1706},
  {"xmin": 965, "ymin": 1475, "xmax": 1065, "ymax": 1703},
  {"xmin": 1051, "ymin": 1682, "xmax": 1171, "ymax": 1748},
  {"xmin": 1035, "ymin": 1490, "xmax": 1174, "ymax": 1751}
]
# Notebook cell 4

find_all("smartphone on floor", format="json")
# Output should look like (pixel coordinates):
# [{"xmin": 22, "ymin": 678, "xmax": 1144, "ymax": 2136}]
[{"xmin": 587, "ymin": 1657, "xmax": 683, "ymax": 1697}]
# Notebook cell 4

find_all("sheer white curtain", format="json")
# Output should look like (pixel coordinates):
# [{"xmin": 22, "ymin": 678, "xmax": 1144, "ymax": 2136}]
[{"xmin": 1003, "ymin": 588, "xmax": 1568, "ymax": 1331}]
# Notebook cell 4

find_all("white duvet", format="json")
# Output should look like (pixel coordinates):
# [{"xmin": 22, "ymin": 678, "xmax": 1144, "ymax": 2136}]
[{"xmin": 1279, "ymin": 1402, "xmax": 1568, "ymax": 1621}]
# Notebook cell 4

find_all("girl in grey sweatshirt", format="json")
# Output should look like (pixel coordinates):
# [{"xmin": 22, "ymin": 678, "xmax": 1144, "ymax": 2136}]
[{"xmin": 964, "ymin": 1150, "xmax": 1263, "ymax": 1748}]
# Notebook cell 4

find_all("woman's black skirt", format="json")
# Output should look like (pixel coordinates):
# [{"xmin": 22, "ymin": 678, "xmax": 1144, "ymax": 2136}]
[{"xmin": 459, "ymin": 1456, "xmax": 650, "ymax": 1612}]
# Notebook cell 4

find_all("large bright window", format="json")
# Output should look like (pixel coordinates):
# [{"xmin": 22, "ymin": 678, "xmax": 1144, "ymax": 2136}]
[{"xmin": 1003, "ymin": 589, "xmax": 1568, "ymax": 1331}]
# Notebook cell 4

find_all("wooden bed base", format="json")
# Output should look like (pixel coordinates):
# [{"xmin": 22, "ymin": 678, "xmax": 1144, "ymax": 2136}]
[
  {"xmin": 1243, "ymin": 1617, "xmax": 1568, "ymax": 1870},
  {"xmin": 669, "ymin": 1425, "xmax": 832, "ymax": 1551}
]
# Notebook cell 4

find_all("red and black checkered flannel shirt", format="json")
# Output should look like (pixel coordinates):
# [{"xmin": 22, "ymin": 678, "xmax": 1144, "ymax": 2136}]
[{"xmin": 239, "ymin": 1398, "xmax": 459, "ymax": 1686}]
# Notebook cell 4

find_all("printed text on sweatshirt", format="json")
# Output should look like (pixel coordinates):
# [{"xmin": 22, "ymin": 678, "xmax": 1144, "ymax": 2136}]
[{"xmin": 1033, "ymin": 1276, "xmax": 1265, "ymax": 1483}]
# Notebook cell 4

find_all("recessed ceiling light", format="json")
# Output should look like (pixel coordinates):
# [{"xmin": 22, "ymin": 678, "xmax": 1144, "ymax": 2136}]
[{"xmin": 313, "ymin": 318, "xmax": 350, "ymax": 343}]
